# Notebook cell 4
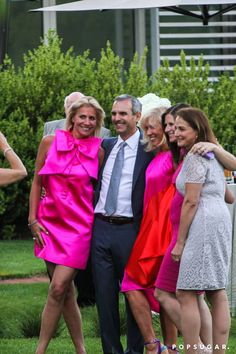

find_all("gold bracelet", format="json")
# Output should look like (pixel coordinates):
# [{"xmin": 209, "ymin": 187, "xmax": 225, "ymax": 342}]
[{"xmin": 3, "ymin": 147, "xmax": 12, "ymax": 157}]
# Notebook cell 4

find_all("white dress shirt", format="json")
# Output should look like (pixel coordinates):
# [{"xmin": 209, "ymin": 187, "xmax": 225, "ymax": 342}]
[{"xmin": 95, "ymin": 129, "xmax": 140, "ymax": 216}]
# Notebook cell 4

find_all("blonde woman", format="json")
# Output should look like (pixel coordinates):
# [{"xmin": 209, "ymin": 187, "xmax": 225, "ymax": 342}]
[{"xmin": 28, "ymin": 96, "xmax": 105, "ymax": 354}]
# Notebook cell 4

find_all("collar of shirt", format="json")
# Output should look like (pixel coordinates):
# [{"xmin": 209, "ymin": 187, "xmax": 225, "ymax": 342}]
[{"xmin": 116, "ymin": 129, "xmax": 140, "ymax": 150}]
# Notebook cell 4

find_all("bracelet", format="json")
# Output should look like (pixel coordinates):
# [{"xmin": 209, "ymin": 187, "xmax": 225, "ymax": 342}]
[
  {"xmin": 3, "ymin": 147, "xmax": 12, "ymax": 157},
  {"xmin": 28, "ymin": 219, "xmax": 38, "ymax": 228}
]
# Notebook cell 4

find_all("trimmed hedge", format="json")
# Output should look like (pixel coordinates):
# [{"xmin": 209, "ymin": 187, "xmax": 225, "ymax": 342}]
[{"xmin": 0, "ymin": 31, "xmax": 235, "ymax": 239}]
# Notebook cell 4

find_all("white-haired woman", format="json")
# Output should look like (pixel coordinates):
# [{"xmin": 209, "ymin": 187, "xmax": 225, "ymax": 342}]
[
  {"xmin": 28, "ymin": 96, "xmax": 105, "ymax": 354},
  {"xmin": 0, "ymin": 131, "xmax": 27, "ymax": 186},
  {"xmin": 121, "ymin": 94, "xmax": 177, "ymax": 354}
]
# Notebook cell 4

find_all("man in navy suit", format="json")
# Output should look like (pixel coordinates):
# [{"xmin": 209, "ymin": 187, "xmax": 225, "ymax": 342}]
[{"xmin": 92, "ymin": 94, "xmax": 153, "ymax": 354}]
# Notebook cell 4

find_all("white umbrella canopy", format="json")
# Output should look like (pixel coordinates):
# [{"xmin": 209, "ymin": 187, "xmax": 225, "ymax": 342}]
[
  {"xmin": 31, "ymin": 0, "xmax": 236, "ymax": 25},
  {"xmin": 32, "ymin": 0, "xmax": 179, "ymax": 12},
  {"xmin": 31, "ymin": 0, "xmax": 177, "ymax": 12},
  {"xmin": 32, "ymin": 0, "xmax": 236, "ymax": 11}
]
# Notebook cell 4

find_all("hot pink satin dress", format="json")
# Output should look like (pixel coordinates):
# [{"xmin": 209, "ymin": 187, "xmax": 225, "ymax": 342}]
[
  {"xmin": 34, "ymin": 130, "xmax": 101, "ymax": 269},
  {"xmin": 121, "ymin": 151, "xmax": 175, "ymax": 312}
]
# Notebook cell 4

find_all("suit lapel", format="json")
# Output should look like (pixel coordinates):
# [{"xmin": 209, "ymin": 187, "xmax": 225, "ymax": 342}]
[
  {"xmin": 132, "ymin": 136, "xmax": 149, "ymax": 191},
  {"xmin": 98, "ymin": 138, "xmax": 118, "ymax": 179},
  {"xmin": 103, "ymin": 138, "xmax": 117, "ymax": 166}
]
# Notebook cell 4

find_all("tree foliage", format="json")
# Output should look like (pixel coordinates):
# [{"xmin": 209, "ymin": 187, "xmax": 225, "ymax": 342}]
[{"xmin": 0, "ymin": 31, "xmax": 235, "ymax": 239}]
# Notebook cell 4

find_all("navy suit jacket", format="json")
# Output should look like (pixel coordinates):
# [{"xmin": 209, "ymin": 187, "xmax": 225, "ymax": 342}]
[{"xmin": 94, "ymin": 133, "xmax": 154, "ymax": 232}]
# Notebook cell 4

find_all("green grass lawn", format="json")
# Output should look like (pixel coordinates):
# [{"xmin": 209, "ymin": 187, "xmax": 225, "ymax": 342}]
[
  {"xmin": 0, "ymin": 240, "xmax": 236, "ymax": 354},
  {"xmin": 0, "ymin": 240, "xmax": 46, "ymax": 278}
]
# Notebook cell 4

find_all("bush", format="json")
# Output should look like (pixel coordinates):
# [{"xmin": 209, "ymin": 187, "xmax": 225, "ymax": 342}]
[
  {"xmin": 19, "ymin": 309, "xmax": 64, "ymax": 338},
  {"xmin": 150, "ymin": 51, "xmax": 213, "ymax": 113},
  {"xmin": 0, "ymin": 31, "xmax": 235, "ymax": 239}
]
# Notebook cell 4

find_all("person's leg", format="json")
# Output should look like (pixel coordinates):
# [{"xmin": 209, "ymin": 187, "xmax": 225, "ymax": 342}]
[
  {"xmin": 92, "ymin": 219, "xmax": 123, "ymax": 354},
  {"xmin": 36, "ymin": 263, "xmax": 79, "ymax": 354},
  {"xmin": 155, "ymin": 288, "xmax": 182, "ymax": 332},
  {"xmin": 125, "ymin": 290, "xmax": 155, "ymax": 345},
  {"xmin": 197, "ymin": 294, "xmax": 212, "ymax": 349},
  {"xmin": 159, "ymin": 308, "xmax": 178, "ymax": 352},
  {"xmin": 206, "ymin": 290, "xmax": 230, "ymax": 354},
  {"xmin": 176, "ymin": 290, "xmax": 201, "ymax": 354},
  {"xmin": 74, "ymin": 256, "xmax": 95, "ymax": 307},
  {"xmin": 156, "ymin": 288, "xmax": 212, "ymax": 353},
  {"xmin": 62, "ymin": 282, "xmax": 86, "ymax": 354},
  {"xmin": 111, "ymin": 223, "xmax": 144, "ymax": 354},
  {"xmin": 125, "ymin": 290, "xmax": 169, "ymax": 354},
  {"xmin": 46, "ymin": 263, "xmax": 86, "ymax": 353}
]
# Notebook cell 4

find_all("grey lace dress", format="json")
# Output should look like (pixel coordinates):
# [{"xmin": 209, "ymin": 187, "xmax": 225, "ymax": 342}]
[{"xmin": 176, "ymin": 153, "xmax": 232, "ymax": 290}]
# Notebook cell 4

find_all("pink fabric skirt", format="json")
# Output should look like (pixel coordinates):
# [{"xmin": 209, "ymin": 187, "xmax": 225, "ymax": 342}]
[
  {"xmin": 121, "ymin": 271, "xmax": 160, "ymax": 313},
  {"xmin": 155, "ymin": 233, "xmax": 179, "ymax": 292}
]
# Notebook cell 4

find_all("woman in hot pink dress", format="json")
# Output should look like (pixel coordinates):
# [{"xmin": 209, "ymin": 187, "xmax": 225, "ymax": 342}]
[{"xmin": 28, "ymin": 96, "xmax": 105, "ymax": 354}]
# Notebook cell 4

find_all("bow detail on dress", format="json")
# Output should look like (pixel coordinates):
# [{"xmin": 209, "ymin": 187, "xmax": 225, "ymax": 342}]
[
  {"xmin": 39, "ymin": 130, "xmax": 101, "ymax": 179},
  {"xmin": 56, "ymin": 130, "xmax": 99, "ymax": 160}
]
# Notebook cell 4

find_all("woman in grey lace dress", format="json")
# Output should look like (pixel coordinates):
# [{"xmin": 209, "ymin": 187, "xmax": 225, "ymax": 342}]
[{"xmin": 171, "ymin": 107, "xmax": 234, "ymax": 354}]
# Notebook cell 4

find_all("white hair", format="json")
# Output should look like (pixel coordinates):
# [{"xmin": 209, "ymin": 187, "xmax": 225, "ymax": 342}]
[{"xmin": 64, "ymin": 92, "xmax": 85, "ymax": 112}]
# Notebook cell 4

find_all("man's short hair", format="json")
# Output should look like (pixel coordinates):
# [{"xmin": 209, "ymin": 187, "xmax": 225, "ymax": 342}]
[{"xmin": 114, "ymin": 94, "xmax": 142, "ymax": 115}]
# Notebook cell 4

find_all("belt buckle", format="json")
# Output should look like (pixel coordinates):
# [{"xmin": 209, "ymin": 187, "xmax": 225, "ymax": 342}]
[{"xmin": 108, "ymin": 217, "xmax": 113, "ymax": 224}]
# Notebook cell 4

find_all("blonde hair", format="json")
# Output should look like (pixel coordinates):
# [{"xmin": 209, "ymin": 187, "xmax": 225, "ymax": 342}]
[
  {"xmin": 65, "ymin": 96, "xmax": 105, "ymax": 137},
  {"xmin": 139, "ymin": 106, "xmax": 168, "ymax": 152}
]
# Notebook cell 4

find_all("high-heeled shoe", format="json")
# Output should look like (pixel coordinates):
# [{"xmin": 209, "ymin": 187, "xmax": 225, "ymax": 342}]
[
  {"xmin": 144, "ymin": 338, "xmax": 167, "ymax": 353},
  {"xmin": 167, "ymin": 344, "xmax": 180, "ymax": 353}
]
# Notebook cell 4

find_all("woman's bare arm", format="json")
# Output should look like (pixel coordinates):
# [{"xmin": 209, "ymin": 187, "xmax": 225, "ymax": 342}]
[
  {"xmin": 28, "ymin": 136, "xmax": 53, "ymax": 247},
  {"xmin": 171, "ymin": 182, "xmax": 202, "ymax": 261},
  {"xmin": 191, "ymin": 142, "xmax": 236, "ymax": 171},
  {"xmin": 0, "ymin": 132, "xmax": 27, "ymax": 186}
]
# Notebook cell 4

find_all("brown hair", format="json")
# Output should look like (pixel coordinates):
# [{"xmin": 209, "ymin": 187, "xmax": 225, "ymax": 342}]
[{"xmin": 176, "ymin": 107, "xmax": 217, "ymax": 144}]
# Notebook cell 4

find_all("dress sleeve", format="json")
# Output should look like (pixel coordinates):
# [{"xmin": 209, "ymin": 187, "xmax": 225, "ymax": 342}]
[{"xmin": 184, "ymin": 152, "xmax": 208, "ymax": 184}]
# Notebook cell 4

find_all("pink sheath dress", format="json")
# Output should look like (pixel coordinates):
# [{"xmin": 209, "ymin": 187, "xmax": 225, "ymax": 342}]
[
  {"xmin": 155, "ymin": 191, "xmax": 183, "ymax": 292},
  {"xmin": 155, "ymin": 163, "xmax": 183, "ymax": 292},
  {"xmin": 34, "ymin": 130, "xmax": 101, "ymax": 269}
]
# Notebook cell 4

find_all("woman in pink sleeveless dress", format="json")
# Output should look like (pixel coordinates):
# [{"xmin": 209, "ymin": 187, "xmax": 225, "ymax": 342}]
[{"xmin": 28, "ymin": 96, "xmax": 105, "ymax": 354}]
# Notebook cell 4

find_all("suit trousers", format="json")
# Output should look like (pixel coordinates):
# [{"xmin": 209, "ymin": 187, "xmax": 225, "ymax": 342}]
[{"xmin": 91, "ymin": 217, "xmax": 144, "ymax": 354}]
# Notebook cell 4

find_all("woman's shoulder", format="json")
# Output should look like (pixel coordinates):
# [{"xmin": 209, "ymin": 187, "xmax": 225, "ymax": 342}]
[
  {"xmin": 42, "ymin": 134, "xmax": 54, "ymax": 144},
  {"xmin": 40, "ymin": 135, "xmax": 54, "ymax": 152},
  {"xmin": 185, "ymin": 152, "xmax": 209, "ymax": 165}
]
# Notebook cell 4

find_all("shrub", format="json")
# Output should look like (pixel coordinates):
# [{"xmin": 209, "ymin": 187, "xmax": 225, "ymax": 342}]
[
  {"xmin": 19, "ymin": 309, "xmax": 64, "ymax": 338},
  {"xmin": 150, "ymin": 51, "xmax": 212, "ymax": 112},
  {"xmin": 0, "ymin": 30, "xmax": 235, "ymax": 239}
]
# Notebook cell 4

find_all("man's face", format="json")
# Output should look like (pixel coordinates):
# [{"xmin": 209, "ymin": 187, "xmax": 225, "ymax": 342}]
[{"xmin": 111, "ymin": 99, "xmax": 140, "ymax": 140}]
